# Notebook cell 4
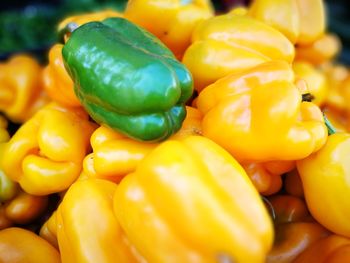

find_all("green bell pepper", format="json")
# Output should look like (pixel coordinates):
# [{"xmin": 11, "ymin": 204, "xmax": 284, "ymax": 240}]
[{"xmin": 62, "ymin": 17, "xmax": 193, "ymax": 141}]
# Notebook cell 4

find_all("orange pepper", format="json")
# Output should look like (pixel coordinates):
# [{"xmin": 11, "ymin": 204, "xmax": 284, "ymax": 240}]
[{"xmin": 284, "ymin": 169, "xmax": 304, "ymax": 198}]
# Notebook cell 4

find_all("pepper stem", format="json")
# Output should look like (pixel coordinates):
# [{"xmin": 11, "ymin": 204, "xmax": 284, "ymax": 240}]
[
  {"xmin": 58, "ymin": 22, "xmax": 79, "ymax": 44},
  {"xmin": 323, "ymin": 113, "xmax": 336, "ymax": 135}
]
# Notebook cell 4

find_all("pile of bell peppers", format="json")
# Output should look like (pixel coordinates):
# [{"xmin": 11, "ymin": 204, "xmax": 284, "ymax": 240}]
[{"xmin": 1, "ymin": 0, "xmax": 350, "ymax": 262}]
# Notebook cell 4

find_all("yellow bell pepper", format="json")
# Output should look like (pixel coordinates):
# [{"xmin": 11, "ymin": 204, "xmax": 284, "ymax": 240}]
[
  {"xmin": 197, "ymin": 61, "xmax": 327, "ymax": 162},
  {"xmin": 293, "ymin": 61, "xmax": 328, "ymax": 106},
  {"xmin": 1, "ymin": 103, "xmax": 96, "ymax": 195},
  {"xmin": 294, "ymin": 235, "xmax": 350, "ymax": 263},
  {"xmin": 0, "ymin": 55, "xmax": 49, "ymax": 123},
  {"xmin": 182, "ymin": 13, "xmax": 294, "ymax": 92},
  {"xmin": 242, "ymin": 161, "xmax": 295, "ymax": 196},
  {"xmin": 125, "ymin": 0, "xmax": 214, "ymax": 59},
  {"xmin": 297, "ymin": 133, "xmax": 350, "ymax": 237},
  {"xmin": 43, "ymin": 44, "xmax": 81, "ymax": 107},
  {"xmin": 248, "ymin": 0, "xmax": 325, "ymax": 45},
  {"xmin": 81, "ymin": 106, "xmax": 202, "ymax": 182},
  {"xmin": 0, "ymin": 227, "xmax": 60, "ymax": 263},
  {"xmin": 114, "ymin": 135, "xmax": 273, "ymax": 263},
  {"xmin": 56, "ymin": 178, "xmax": 141, "ymax": 263},
  {"xmin": 58, "ymin": 9, "xmax": 123, "ymax": 42},
  {"xmin": 295, "ymin": 33, "xmax": 341, "ymax": 65},
  {"xmin": 40, "ymin": 211, "xmax": 59, "ymax": 249},
  {"xmin": 0, "ymin": 116, "xmax": 10, "ymax": 143}
]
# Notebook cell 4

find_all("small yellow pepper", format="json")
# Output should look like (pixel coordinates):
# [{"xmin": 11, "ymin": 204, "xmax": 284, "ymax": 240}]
[
  {"xmin": 81, "ymin": 106, "xmax": 202, "ymax": 182},
  {"xmin": 0, "ymin": 227, "xmax": 61, "ymax": 263},
  {"xmin": 56, "ymin": 178, "xmax": 141, "ymax": 263},
  {"xmin": 0, "ymin": 55, "xmax": 48, "ymax": 123},
  {"xmin": 125, "ymin": 0, "xmax": 214, "ymax": 59},
  {"xmin": 297, "ymin": 133, "xmax": 350, "ymax": 237},
  {"xmin": 182, "ymin": 13, "xmax": 294, "ymax": 92},
  {"xmin": 43, "ymin": 44, "xmax": 81, "ymax": 107},
  {"xmin": 248, "ymin": 0, "xmax": 325, "ymax": 44},
  {"xmin": 114, "ymin": 136, "xmax": 273, "ymax": 263},
  {"xmin": 197, "ymin": 61, "xmax": 327, "ymax": 162},
  {"xmin": 1, "ymin": 103, "xmax": 96, "ymax": 195}
]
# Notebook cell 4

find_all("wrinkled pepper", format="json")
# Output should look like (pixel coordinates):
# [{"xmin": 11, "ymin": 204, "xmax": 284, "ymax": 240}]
[
  {"xmin": 248, "ymin": 0, "xmax": 325, "ymax": 44},
  {"xmin": 0, "ymin": 227, "xmax": 60, "ymax": 263},
  {"xmin": 114, "ymin": 136, "xmax": 273, "ymax": 263},
  {"xmin": 56, "ymin": 178, "xmax": 142, "ymax": 263},
  {"xmin": 1, "ymin": 103, "xmax": 96, "ymax": 195},
  {"xmin": 197, "ymin": 61, "xmax": 327, "ymax": 162},
  {"xmin": 80, "ymin": 106, "xmax": 202, "ymax": 182},
  {"xmin": 0, "ymin": 55, "xmax": 49, "ymax": 123},
  {"xmin": 297, "ymin": 133, "xmax": 350, "ymax": 237},
  {"xmin": 43, "ymin": 44, "xmax": 81, "ymax": 107},
  {"xmin": 242, "ymin": 161, "xmax": 295, "ymax": 196},
  {"xmin": 294, "ymin": 235, "xmax": 350, "ymax": 263},
  {"xmin": 63, "ymin": 17, "xmax": 193, "ymax": 142},
  {"xmin": 125, "ymin": 0, "xmax": 214, "ymax": 59},
  {"xmin": 182, "ymin": 12, "xmax": 294, "ymax": 92}
]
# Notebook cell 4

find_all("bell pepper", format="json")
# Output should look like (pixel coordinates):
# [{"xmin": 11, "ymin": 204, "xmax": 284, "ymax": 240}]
[
  {"xmin": 0, "ymin": 55, "xmax": 49, "ymax": 123},
  {"xmin": 295, "ymin": 33, "xmax": 341, "ymax": 65},
  {"xmin": 197, "ymin": 61, "xmax": 327, "ymax": 162},
  {"xmin": 242, "ymin": 161, "xmax": 295, "ymax": 195},
  {"xmin": 293, "ymin": 61, "xmax": 328, "ymax": 106},
  {"xmin": 40, "ymin": 211, "xmax": 58, "ymax": 249},
  {"xmin": 294, "ymin": 235, "xmax": 350, "ymax": 263},
  {"xmin": 0, "ymin": 116, "xmax": 10, "ymax": 143},
  {"xmin": 125, "ymin": 0, "xmax": 214, "ymax": 59},
  {"xmin": 58, "ymin": 9, "xmax": 123, "ymax": 42},
  {"xmin": 297, "ymin": 133, "xmax": 350, "ymax": 237},
  {"xmin": 0, "ymin": 207, "xmax": 13, "ymax": 230},
  {"xmin": 284, "ymin": 169, "xmax": 304, "ymax": 198},
  {"xmin": 43, "ymin": 44, "xmax": 80, "ymax": 107},
  {"xmin": 63, "ymin": 17, "xmax": 193, "ymax": 142},
  {"xmin": 323, "ymin": 107, "xmax": 349, "ymax": 133},
  {"xmin": 182, "ymin": 13, "xmax": 295, "ymax": 92},
  {"xmin": 267, "ymin": 222, "xmax": 329, "ymax": 263},
  {"xmin": 248, "ymin": 0, "xmax": 325, "ymax": 45},
  {"xmin": 81, "ymin": 106, "xmax": 202, "ymax": 182},
  {"xmin": 56, "ymin": 178, "xmax": 141, "ymax": 263},
  {"xmin": 0, "ymin": 227, "xmax": 60, "ymax": 263},
  {"xmin": 114, "ymin": 135, "xmax": 273, "ymax": 263},
  {"xmin": 1, "ymin": 103, "xmax": 96, "ymax": 195}
]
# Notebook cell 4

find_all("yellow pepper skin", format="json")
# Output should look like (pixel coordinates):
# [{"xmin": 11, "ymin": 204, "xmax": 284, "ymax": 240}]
[
  {"xmin": 0, "ymin": 55, "xmax": 47, "ymax": 123},
  {"xmin": 182, "ymin": 13, "xmax": 294, "ymax": 92},
  {"xmin": 43, "ymin": 44, "xmax": 81, "ymax": 107},
  {"xmin": 295, "ymin": 33, "xmax": 341, "ymax": 65},
  {"xmin": 197, "ymin": 61, "xmax": 327, "ymax": 162},
  {"xmin": 1, "ymin": 103, "xmax": 96, "ymax": 195},
  {"xmin": 40, "ymin": 211, "xmax": 59, "ymax": 249},
  {"xmin": 0, "ymin": 227, "xmax": 61, "ymax": 263},
  {"xmin": 248, "ymin": 0, "xmax": 325, "ymax": 45},
  {"xmin": 294, "ymin": 235, "xmax": 350, "ymax": 263},
  {"xmin": 0, "ymin": 116, "xmax": 10, "ymax": 143},
  {"xmin": 242, "ymin": 161, "xmax": 295, "ymax": 196},
  {"xmin": 125, "ymin": 0, "xmax": 214, "ymax": 59},
  {"xmin": 114, "ymin": 136, "xmax": 273, "ymax": 263},
  {"xmin": 56, "ymin": 179, "xmax": 141, "ymax": 263},
  {"xmin": 293, "ymin": 61, "xmax": 328, "ymax": 106},
  {"xmin": 297, "ymin": 133, "xmax": 350, "ymax": 238},
  {"xmin": 82, "ymin": 106, "xmax": 202, "ymax": 182}
]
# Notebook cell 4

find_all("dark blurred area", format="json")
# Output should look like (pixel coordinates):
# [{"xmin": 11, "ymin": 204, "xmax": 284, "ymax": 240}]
[{"xmin": 0, "ymin": 0, "xmax": 349, "ymax": 65}]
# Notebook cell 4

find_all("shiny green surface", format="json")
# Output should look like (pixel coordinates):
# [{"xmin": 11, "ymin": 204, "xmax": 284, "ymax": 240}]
[{"xmin": 62, "ymin": 17, "xmax": 193, "ymax": 141}]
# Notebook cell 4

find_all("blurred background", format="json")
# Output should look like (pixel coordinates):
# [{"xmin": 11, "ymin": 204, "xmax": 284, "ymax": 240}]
[{"xmin": 0, "ymin": 0, "xmax": 349, "ymax": 64}]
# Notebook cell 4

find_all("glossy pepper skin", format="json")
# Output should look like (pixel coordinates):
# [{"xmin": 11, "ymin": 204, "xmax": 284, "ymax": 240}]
[
  {"xmin": 197, "ymin": 61, "xmax": 327, "ymax": 162},
  {"xmin": 1, "ymin": 103, "xmax": 96, "ymax": 195},
  {"xmin": 56, "ymin": 179, "xmax": 141, "ymax": 263},
  {"xmin": 0, "ymin": 227, "xmax": 61, "ymax": 263},
  {"xmin": 248, "ymin": 0, "xmax": 325, "ymax": 45},
  {"xmin": 294, "ymin": 235, "xmax": 350, "ymax": 263},
  {"xmin": 114, "ymin": 136, "xmax": 273, "ymax": 263},
  {"xmin": 43, "ymin": 44, "xmax": 81, "ymax": 107},
  {"xmin": 125, "ymin": 0, "xmax": 214, "ymax": 59},
  {"xmin": 0, "ymin": 55, "xmax": 49, "ymax": 123},
  {"xmin": 81, "ymin": 106, "xmax": 202, "ymax": 182},
  {"xmin": 297, "ymin": 133, "xmax": 350, "ymax": 237},
  {"xmin": 182, "ymin": 13, "xmax": 294, "ymax": 92},
  {"xmin": 63, "ymin": 17, "xmax": 193, "ymax": 142}
]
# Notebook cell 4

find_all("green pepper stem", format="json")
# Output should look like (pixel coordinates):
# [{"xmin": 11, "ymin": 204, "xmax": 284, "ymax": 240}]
[{"xmin": 323, "ymin": 113, "xmax": 336, "ymax": 135}]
